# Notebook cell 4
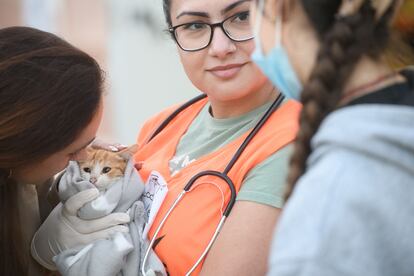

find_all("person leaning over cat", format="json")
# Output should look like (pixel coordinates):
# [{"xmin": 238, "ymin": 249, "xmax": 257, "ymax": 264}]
[
  {"xmin": 0, "ymin": 26, "xmax": 130, "ymax": 276},
  {"xmin": 249, "ymin": 0, "xmax": 414, "ymax": 275},
  {"xmin": 32, "ymin": 0, "xmax": 302, "ymax": 275}
]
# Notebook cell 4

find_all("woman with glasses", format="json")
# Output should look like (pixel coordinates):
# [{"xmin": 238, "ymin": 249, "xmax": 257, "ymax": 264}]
[
  {"xmin": 131, "ymin": 0, "xmax": 300, "ymax": 275},
  {"xmin": 32, "ymin": 0, "xmax": 301, "ymax": 275},
  {"xmin": 139, "ymin": 0, "xmax": 300, "ymax": 274}
]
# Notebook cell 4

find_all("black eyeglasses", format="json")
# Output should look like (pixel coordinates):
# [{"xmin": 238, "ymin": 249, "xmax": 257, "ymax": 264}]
[{"xmin": 169, "ymin": 11, "xmax": 254, "ymax": 52}]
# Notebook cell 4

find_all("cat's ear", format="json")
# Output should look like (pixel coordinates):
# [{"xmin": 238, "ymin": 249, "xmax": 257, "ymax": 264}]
[
  {"xmin": 77, "ymin": 146, "xmax": 95, "ymax": 163},
  {"xmin": 85, "ymin": 146, "xmax": 95, "ymax": 156},
  {"xmin": 118, "ymin": 144, "xmax": 138, "ymax": 160}
]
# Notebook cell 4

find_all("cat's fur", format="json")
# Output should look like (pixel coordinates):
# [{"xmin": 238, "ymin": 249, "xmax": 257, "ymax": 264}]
[{"xmin": 78, "ymin": 145, "xmax": 137, "ymax": 191}]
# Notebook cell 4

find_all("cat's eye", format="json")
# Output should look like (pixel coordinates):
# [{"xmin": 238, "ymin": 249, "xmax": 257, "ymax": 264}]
[
  {"xmin": 83, "ymin": 167, "xmax": 91, "ymax": 173},
  {"xmin": 102, "ymin": 167, "xmax": 111, "ymax": 174}
]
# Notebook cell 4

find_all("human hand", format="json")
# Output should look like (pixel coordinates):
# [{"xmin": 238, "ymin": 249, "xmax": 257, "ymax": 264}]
[
  {"xmin": 91, "ymin": 139, "xmax": 127, "ymax": 152},
  {"xmin": 31, "ymin": 188, "xmax": 130, "ymax": 270},
  {"xmin": 92, "ymin": 140, "xmax": 143, "ymax": 170}
]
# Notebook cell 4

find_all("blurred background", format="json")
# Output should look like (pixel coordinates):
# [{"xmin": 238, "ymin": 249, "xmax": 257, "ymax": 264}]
[
  {"xmin": 0, "ymin": 0, "xmax": 196, "ymax": 145},
  {"xmin": 0, "ymin": 0, "xmax": 413, "ymax": 144}
]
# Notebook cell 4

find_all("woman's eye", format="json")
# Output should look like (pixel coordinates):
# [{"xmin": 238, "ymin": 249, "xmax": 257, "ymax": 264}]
[
  {"xmin": 232, "ymin": 11, "xmax": 250, "ymax": 22},
  {"xmin": 102, "ymin": 167, "xmax": 111, "ymax": 174},
  {"xmin": 83, "ymin": 167, "xmax": 91, "ymax": 173},
  {"xmin": 183, "ymin": 23, "xmax": 207, "ymax": 31}
]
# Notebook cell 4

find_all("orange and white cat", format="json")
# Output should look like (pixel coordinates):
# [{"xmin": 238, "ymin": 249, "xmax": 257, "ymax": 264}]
[{"xmin": 78, "ymin": 145, "xmax": 137, "ymax": 192}]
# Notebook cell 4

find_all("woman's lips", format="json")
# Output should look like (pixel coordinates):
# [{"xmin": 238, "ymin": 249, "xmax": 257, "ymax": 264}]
[{"xmin": 207, "ymin": 63, "xmax": 246, "ymax": 79}]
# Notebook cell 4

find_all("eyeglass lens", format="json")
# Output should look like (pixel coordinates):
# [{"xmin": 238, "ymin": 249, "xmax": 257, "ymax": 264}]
[{"xmin": 174, "ymin": 11, "xmax": 253, "ymax": 51}]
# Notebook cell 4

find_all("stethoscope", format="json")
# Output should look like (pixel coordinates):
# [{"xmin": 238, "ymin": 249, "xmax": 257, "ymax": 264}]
[{"xmin": 141, "ymin": 92, "xmax": 285, "ymax": 276}]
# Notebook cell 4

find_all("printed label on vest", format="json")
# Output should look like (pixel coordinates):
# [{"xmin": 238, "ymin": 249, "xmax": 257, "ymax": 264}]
[{"xmin": 142, "ymin": 170, "xmax": 168, "ymax": 240}]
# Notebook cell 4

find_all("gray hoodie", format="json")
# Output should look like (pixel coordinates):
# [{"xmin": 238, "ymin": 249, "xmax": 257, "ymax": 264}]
[{"xmin": 268, "ymin": 72, "xmax": 414, "ymax": 276}]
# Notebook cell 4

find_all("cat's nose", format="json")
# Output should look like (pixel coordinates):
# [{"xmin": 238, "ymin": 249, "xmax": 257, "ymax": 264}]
[{"xmin": 90, "ymin": 177, "xmax": 97, "ymax": 184}]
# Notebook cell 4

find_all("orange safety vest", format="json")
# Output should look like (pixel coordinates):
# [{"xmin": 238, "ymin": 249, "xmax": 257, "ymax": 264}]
[{"xmin": 134, "ymin": 96, "xmax": 301, "ymax": 275}]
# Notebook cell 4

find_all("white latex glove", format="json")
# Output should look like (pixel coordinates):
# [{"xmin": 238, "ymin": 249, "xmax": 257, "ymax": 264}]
[{"xmin": 31, "ymin": 188, "xmax": 130, "ymax": 270}]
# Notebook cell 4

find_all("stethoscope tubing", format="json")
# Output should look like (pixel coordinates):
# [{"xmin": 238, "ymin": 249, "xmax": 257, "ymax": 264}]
[
  {"xmin": 141, "ymin": 93, "xmax": 285, "ymax": 275},
  {"xmin": 148, "ymin": 94, "xmax": 207, "ymax": 142},
  {"xmin": 184, "ymin": 170, "xmax": 236, "ymax": 217},
  {"xmin": 223, "ymin": 92, "xmax": 285, "ymax": 174},
  {"xmin": 142, "ymin": 190, "xmax": 186, "ymax": 275}
]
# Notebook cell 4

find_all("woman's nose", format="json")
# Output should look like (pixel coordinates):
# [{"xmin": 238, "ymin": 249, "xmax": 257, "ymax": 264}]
[{"xmin": 208, "ymin": 27, "xmax": 236, "ymax": 58}]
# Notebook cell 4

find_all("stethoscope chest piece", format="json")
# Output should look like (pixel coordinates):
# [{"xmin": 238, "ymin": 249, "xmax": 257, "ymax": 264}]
[{"xmin": 141, "ymin": 93, "xmax": 285, "ymax": 275}]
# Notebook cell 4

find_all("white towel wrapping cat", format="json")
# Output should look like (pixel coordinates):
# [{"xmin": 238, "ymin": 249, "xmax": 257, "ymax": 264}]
[{"xmin": 54, "ymin": 158, "xmax": 167, "ymax": 276}]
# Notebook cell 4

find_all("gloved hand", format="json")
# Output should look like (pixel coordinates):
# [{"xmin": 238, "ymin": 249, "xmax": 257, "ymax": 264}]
[{"xmin": 31, "ymin": 188, "xmax": 130, "ymax": 270}]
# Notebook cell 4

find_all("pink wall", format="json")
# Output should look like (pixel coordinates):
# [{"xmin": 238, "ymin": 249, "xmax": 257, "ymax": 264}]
[
  {"xmin": 0, "ymin": 0, "xmax": 22, "ymax": 26},
  {"xmin": 0, "ymin": 0, "xmax": 115, "ymax": 142}
]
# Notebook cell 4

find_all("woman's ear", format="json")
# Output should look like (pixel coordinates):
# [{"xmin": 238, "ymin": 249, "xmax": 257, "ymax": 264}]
[{"xmin": 118, "ymin": 144, "xmax": 138, "ymax": 160}]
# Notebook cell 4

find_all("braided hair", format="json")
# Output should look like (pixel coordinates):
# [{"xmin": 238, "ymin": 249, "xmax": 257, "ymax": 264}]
[{"xmin": 285, "ymin": 0, "xmax": 397, "ymax": 199}]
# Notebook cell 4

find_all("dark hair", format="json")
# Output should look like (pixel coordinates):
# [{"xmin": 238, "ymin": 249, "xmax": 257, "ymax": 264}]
[
  {"xmin": 162, "ymin": 0, "xmax": 172, "ymax": 27},
  {"xmin": 0, "ymin": 26, "xmax": 103, "ymax": 275},
  {"xmin": 285, "ymin": 0, "xmax": 401, "ymax": 199}
]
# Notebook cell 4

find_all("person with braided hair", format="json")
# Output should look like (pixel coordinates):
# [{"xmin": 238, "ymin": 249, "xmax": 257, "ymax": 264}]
[{"xmin": 250, "ymin": 0, "xmax": 414, "ymax": 275}]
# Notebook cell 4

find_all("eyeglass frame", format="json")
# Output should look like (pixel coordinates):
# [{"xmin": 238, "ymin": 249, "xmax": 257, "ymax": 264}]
[{"xmin": 168, "ymin": 12, "xmax": 255, "ymax": 52}]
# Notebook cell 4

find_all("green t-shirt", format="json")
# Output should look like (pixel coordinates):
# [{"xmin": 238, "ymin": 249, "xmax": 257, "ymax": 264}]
[{"xmin": 168, "ymin": 102, "xmax": 292, "ymax": 208}]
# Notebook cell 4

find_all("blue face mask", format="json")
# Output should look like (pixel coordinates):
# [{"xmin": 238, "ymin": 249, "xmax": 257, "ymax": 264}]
[{"xmin": 251, "ymin": 1, "xmax": 303, "ymax": 100}]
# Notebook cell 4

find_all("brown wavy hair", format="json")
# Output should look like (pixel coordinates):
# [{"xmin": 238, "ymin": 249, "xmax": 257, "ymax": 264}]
[
  {"xmin": 0, "ymin": 26, "xmax": 103, "ymax": 275},
  {"xmin": 285, "ymin": 0, "xmax": 404, "ymax": 199}
]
